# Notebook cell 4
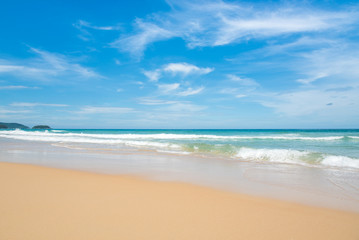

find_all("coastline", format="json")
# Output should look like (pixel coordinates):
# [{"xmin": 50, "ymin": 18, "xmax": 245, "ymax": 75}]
[
  {"xmin": 1, "ymin": 137, "xmax": 359, "ymax": 212},
  {"xmin": 1, "ymin": 161, "xmax": 359, "ymax": 240}
]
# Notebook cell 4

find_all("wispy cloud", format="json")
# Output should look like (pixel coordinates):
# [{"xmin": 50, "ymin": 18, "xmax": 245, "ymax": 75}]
[
  {"xmin": 77, "ymin": 106, "xmax": 133, "ymax": 114},
  {"xmin": 143, "ymin": 62, "xmax": 213, "ymax": 82},
  {"xmin": 219, "ymin": 87, "xmax": 247, "ymax": 99},
  {"xmin": 219, "ymin": 88, "xmax": 239, "ymax": 95},
  {"xmin": 0, "ymin": 107, "xmax": 31, "ymax": 114},
  {"xmin": 112, "ymin": 0, "xmax": 358, "ymax": 58},
  {"xmin": 159, "ymin": 102, "xmax": 207, "ymax": 112},
  {"xmin": 138, "ymin": 98, "xmax": 179, "ymax": 105},
  {"xmin": 177, "ymin": 86, "xmax": 204, "ymax": 96},
  {"xmin": 218, "ymin": 74, "xmax": 259, "ymax": 98},
  {"xmin": 256, "ymin": 36, "xmax": 337, "ymax": 57},
  {"xmin": 74, "ymin": 20, "xmax": 121, "ymax": 31},
  {"xmin": 137, "ymin": 99, "xmax": 208, "ymax": 126},
  {"xmin": 142, "ymin": 62, "xmax": 209, "ymax": 98},
  {"xmin": 294, "ymin": 44, "xmax": 359, "ymax": 85},
  {"xmin": 11, "ymin": 102, "xmax": 68, "ymax": 107},
  {"xmin": 111, "ymin": 19, "xmax": 176, "ymax": 58},
  {"xmin": 143, "ymin": 69, "xmax": 161, "ymax": 82},
  {"xmin": 258, "ymin": 86, "xmax": 359, "ymax": 117},
  {"xmin": 227, "ymin": 74, "xmax": 259, "ymax": 87},
  {"xmin": 0, "ymin": 85, "xmax": 39, "ymax": 90},
  {"xmin": 157, "ymin": 83, "xmax": 180, "ymax": 94},
  {"xmin": 74, "ymin": 20, "xmax": 122, "ymax": 41},
  {"xmin": 0, "ymin": 47, "xmax": 102, "ymax": 82},
  {"xmin": 163, "ymin": 63, "xmax": 213, "ymax": 75},
  {"xmin": 138, "ymin": 96, "xmax": 206, "ymax": 113}
]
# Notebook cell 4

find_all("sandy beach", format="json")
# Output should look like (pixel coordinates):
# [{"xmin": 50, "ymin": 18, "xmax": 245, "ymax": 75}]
[{"xmin": 1, "ymin": 162, "xmax": 359, "ymax": 240}]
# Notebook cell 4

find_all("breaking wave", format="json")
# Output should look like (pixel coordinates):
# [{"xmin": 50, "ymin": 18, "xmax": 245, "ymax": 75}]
[
  {"xmin": 234, "ymin": 147, "xmax": 359, "ymax": 169},
  {"xmin": 1, "ymin": 129, "xmax": 358, "ymax": 169},
  {"xmin": 0, "ymin": 129, "xmax": 346, "ymax": 141}
]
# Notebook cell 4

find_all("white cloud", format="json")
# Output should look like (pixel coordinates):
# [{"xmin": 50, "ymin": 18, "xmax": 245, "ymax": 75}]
[
  {"xmin": 137, "ymin": 100, "xmax": 208, "ymax": 124},
  {"xmin": 31, "ymin": 48, "xmax": 99, "ymax": 78},
  {"xmin": 0, "ymin": 48, "xmax": 101, "ymax": 81},
  {"xmin": 177, "ymin": 86, "xmax": 204, "ymax": 96},
  {"xmin": 138, "ymin": 98, "xmax": 179, "ymax": 105},
  {"xmin": 219, "ymin": 88, "xmax": 239, "ymax": 94},
  {"xmin": 143, "ymin": 69, "xmax": 161, "ymax": 82},
  {"xmin": 112, "ymin": 0, "xmax": 358, "ymax": 57},
  {"xmin": 0, "ymin": 107, "xmax": 31, "ymax": 114},
  {"xmin": 163, "ymin": 63, "xmax": 213, "ymax": 75},
  {"xmin": 160, "ymin": 102, "xmax": 207, "ymax": 112},
  {"xmin": 77, "ymin": 106, "xmax": 133, "ymax": 114},
  {"xmin": 74, "ymin": 20, "xmax": 121, "ymax": 31},
  {"xmin": 111, "ymin": 19, "xmax": 176, "ymax": 58},
  {"xmin": 116, "ymin": 88, "xmax": 123, "ymax": 92},
  {"xmin": 296, "ymin": 73, "xmax": 329, "ymax": 84},
  {"xmin": 0, "ymin": 65, "xmax": 24, "ymax": 72},
  {"xmin": 213, "ymin": 10, "xmax": 349, "ymax": 46},
  {"xmin": 257, "ymin": 37, "xmax": 336, "ymax": 57},
  {"xmin": 74, "ymin": 20, "xmax": 122, "ymax": 41},
  {"xmin": 0, "ymin": 63, "xmax": 51, "ymax": 76},
  {"xmin": 219, "ymin": 87, "xmax": 248, "ymax": 99},
  {"xmin": 143, "ymin": 62, "xmax": 213, "ymax": 82},
  {"xmin": 157, "ymin": 83, "xmax": 180, "ymax": 94},
  {"xmin": 294, "ymin": 44, "xmax": 359, "ymax": 85},
  {"xmin": 11, "ymin": 102, "xmax": 68, "ymax": 107},
  {"xmin": 227, "ymin": 74, "xmax": 259, "ymax": 87},
  {"xmin": 217, "ymin": 75, "xmax": 258, "ymax": 99}
]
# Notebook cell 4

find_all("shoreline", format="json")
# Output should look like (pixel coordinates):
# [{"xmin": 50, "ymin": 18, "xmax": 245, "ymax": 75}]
[
  {"xmin": 1, "ymin": 138, "xmax": 359, "ymax": 212},
  {"xmin": 1, "ymin": 161, "xmax": 359, "ymax": 239}
]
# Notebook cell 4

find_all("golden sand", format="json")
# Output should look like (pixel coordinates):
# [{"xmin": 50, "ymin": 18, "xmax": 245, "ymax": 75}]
[{"xmin": 1, "ymin": 162, "xmax": 359, "ymax": 240}]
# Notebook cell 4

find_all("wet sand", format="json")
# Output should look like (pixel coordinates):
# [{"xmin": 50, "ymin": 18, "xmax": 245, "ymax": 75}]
[{"xmin": 1, "ymin": 161, "xmax": 359, "ymax": 240}]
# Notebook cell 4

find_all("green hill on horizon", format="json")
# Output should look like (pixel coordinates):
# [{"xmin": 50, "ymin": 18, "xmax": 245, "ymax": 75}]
[{"xmin": 0, "ymin": 122, "xmax": 29, "ymax": 129}]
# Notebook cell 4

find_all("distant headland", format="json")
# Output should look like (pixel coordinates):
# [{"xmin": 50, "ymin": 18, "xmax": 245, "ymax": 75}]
[
  {"xmin": 0, "ymin": 122, "xmax": 51, "ymax": 129},
  {"xmin": 32, "ymin": 125, "xmax": 51, "ymax": 129}
]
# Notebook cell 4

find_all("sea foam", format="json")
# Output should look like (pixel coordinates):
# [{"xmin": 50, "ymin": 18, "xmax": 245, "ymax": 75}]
[
  {"xmin": 235, "ymin": 147, "xmax": 359, "ymax": 169},
  {"xmin": 235, "ymin": 147, "xmax": 310, "ymax": 164}
]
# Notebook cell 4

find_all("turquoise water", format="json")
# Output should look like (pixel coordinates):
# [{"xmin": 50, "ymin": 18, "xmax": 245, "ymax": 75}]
[{"xmin": 1, "ymin": 129, "xmax": 359, "ymax": 169}]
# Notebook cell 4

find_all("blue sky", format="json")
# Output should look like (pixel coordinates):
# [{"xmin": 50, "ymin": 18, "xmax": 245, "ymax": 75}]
[{"xmin": 1, "ymin": 0, "xmax": 359, "ymax": 128}]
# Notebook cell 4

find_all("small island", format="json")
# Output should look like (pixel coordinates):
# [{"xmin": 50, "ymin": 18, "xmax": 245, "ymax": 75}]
[
  {"xmin": 32, "ymin": 125, "xmax": 51, "ymax": 129},
  {"xmin": 0, "ymin": 122, "xmax": 29, "ymax": 129},
  {"xmin": 0, "ymin": 122, "xmax": 52, "ymax": 129}
]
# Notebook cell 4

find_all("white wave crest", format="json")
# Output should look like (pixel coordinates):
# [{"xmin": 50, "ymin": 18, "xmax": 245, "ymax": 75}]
[
  {"xmin": 235, "ymin": 147, "xmax": 359, "ymax": 169},
  {"xmin": 235, "ymin": 147, "xmax": 309, "ymax": 164},
  {"xmin": 51, "ymin": 130, "xmax": 67, "ymax": 133},
  {"xmin": 321, "ymin": 156, "xmax": 359, "ymax": 169},
  {"xmin": 0, "ymin": 129, "xmax": 344, "ymax": 141},
  {"xmin": 0, "ymin": 130, "xmax": 181, "ymax": 150}
]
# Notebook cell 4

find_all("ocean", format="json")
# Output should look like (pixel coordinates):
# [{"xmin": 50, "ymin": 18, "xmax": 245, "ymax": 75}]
[{"xmin": 0, "ymin": 129, "xmax": 358, "ymax": 169}]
